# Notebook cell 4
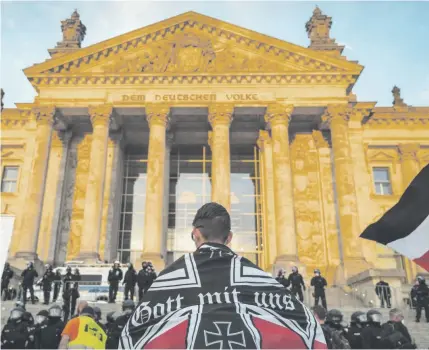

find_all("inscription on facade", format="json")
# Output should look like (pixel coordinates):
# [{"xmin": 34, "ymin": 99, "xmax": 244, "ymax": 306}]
[{"xmin": 119, "ymin": 93, "xmax": 263, "ymax": 103}]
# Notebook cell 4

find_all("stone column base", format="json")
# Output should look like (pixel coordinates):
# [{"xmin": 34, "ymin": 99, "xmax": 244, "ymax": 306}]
[
  {"xmin": 140, "ymin": 253, "xmax": 166, "ymax": 273},
  {"xmin": 343, "ymin": 258, "xmax": 372, "ymax": 279},
  {"xmin": 77, "ymin": 252, "xmax": 101, "ymax": 263},
  {"xmin": 11, "ymin": 253, "xmax": 43, "ymax": 273}
]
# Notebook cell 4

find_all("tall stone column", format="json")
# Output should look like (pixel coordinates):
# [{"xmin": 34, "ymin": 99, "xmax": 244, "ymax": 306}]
[
  {"xmin": 322, "ymin": 104, "xmax": 368, "ymax": 277},
  {"xmin": 162, "ymin": 133, "xmax": 174, "ymax": 260},
  {"xmin": 79, "ymin": 105, "xmax": 112, "ymax": 261},
  {"xmin": 37, "ymin": 130, "xmax": 72, "ymax": 263},
  {"xmin": 256, "ymin": 130, "xmax": 277, "ymax": 269},
  {"xmin": 142, "ymin": 105, "xmax": 169, "ymax": 270},
  {"xmin": 398, "ymin": 143, "xmax": 420, "ymax": 282},
  {"xmin": 15, "ymin": 106, "xmax": 57, "ymax": 263},
  {"xmin": 264, "ymin": 104, "xmax": 298, "ymax": 265},
  {"xmin": 208, "ymin": 104, "xmax": 233, "ymax": 211}
]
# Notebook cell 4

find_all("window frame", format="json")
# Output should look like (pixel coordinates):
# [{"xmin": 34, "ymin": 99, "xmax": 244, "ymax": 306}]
[
  {"xmin": 372, "ymin": 167, "xmax": 393, "ymax": 196},
  {"xmin": 1, "ymin": 165, "xmax": 20, "ymax": 194}
]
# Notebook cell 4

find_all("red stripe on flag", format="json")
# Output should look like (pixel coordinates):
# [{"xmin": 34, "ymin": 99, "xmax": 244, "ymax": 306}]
[
  {"xmin": 145, "ymin": 319, "xmax": 188, "ymax": 349},
  {"xmin": 413, "ymin": 249, "xmax": 429, "ymax": 272}
]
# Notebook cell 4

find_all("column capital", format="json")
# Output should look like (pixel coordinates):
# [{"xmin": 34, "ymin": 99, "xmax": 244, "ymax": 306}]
[
  {"xmin": 256, "ymin": 130, "xmax": 272, "ymax": 151},
  {"xmin": 312, "ymin": 130, "xmax": 329, "ymax": 149},
  {"xmin": 321, "ymin": 104, "xmax": 351, "ymax": 127},
  {"xmin": 32, "ymin": 106, "xmax": 57, "ymax": 126},
  {"xmin": 146, "ymin": 104, "xmax": 170, "ymax": 128},
  {"xmin": 398, "ymin": 143, "xmax": 419, "ymax": 161},
  {"xmin": 208, "ymin": 103, "xmax": 234, "ymax": 127},
  {"xmin": 264, "ymin": 103, "xmax": 294, "ymax": 127},
  {"xmin": 88, "ymin": 104, "xmax": 113, "ymax": 128}
]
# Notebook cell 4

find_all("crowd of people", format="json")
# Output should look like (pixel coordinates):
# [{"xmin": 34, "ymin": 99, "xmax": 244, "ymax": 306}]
[{"xmin": 1, "ymin": 202, "xmax": 429, "ymax": 349}]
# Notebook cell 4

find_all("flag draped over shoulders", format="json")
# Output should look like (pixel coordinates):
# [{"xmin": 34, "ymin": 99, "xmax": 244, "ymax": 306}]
[
  {"xmin": 120, "ymin": 243, "xmax": 326, "ymax": 349},
  {"xmin": 360, "ymin": 163, "xmax": 429, "ymax": 271}
]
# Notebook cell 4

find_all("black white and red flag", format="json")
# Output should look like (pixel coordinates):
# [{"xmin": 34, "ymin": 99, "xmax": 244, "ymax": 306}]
[
  {"xmin": 360, "ymin": 163, "xmax": 429, "ymax": 271},
  {"xmin": 120, "ymin": 243, "xmax": 326, "ymax": 349}
]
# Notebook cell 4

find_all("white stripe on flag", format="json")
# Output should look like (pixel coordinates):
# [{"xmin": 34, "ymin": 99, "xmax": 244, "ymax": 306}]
[{"xmin": 387, "ymin": 213, "xmax": 429, "ymax": 259}]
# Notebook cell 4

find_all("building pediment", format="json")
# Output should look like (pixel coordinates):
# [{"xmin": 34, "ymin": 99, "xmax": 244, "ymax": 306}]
[{"xmin": 24, "ymin": 11, "xmax": 362, "ymax": 85}]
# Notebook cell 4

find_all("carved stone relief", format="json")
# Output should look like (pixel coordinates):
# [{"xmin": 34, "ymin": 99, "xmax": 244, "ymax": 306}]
[
  {"xmin": 99, "ymin": 32, "xmax": 297, "ymax": 74},
  {"xmin": 291, "ymin": 134, "xmax": 327, "ymax": 272}
]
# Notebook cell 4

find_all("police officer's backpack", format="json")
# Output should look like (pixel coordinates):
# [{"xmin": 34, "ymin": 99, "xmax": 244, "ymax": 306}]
[
  {"xmin": 380, "ymin": 323, "xmax": 416, "ymax": 349},
  {"xmin": 322, "ymin": 325, "xmax": 351, "ymax": 349}
]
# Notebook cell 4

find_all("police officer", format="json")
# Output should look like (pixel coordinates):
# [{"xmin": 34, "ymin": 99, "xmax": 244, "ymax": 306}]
[
  {"xmin": 62, "ymin": 266, "xmax": 74, "ymax": 321},
  {"xmin": 137, "ymin": 261, "xmax": 157, "ymax": 301},
  {"xmin": 287, "ymin": 266, "xmax": 306, "ymax": 302},
  {"xmin": 275, "ymin": 269, "xmax": 290, "ymax": 289},
  {"xmin": 1, "ymin": 307, "xmax": 28, "ymax": 349},
  {"xmin": 93, "ymin": 306, "xmax": 105, "ymax": 330},
  {"xmin": 414, "ymin": 276, "xmax": 429, "ymax": 322},
  {"xmin": 106, "ymin": 299, "xmax": 135, "ymax": 349},
  {"xmin": 104, "ymin": 311, "xmax": 117, "ymax": 338},
  {"xmin": 2, "ymin": 262, "xmax": 14, "ymax": 301},
  {"xmin": 322, "ymin": 309, "xmax": 350, "ymax": 349},
  {"xmin": 361, "ymin": 309, "xmax": 384, "ymax": 349},
  {"xmin": 28, "ymin": 310, "xmax": 49, "ymax": 349},
  {"xmin": 375, "ymin": 280, "xmax": 392, "ymax": 308},
  {"xmin": 108, "ymin": 260, "xmax": 123, "ymax": 303},
  {"xmin": 21, "ymin": 262, "xmax": 38, "ymax": 305},
  {"xmin": 345, "ymin": 311, "xmax": 366, "ymax": 349},
  {"xmin": 70, "ymin": 268, "xmax": 81, "ymax": 317},
  {"xmin": 123, "ymin": 262, "xmax": 137, "ymax": 300},
  {"xmin": 36, "ymin": 305, "xmax": 65, "ymax": 349},
  {"xmin": 311, "ymin": 269, "xmax": 327, "ymax": 309},
  {"xmin": 52, "ymin": 269, "xmax": 62, "ymax": 302},
  {"xmin": 41, "ymin": 264, "xmax": 54, "ymax": 305}
]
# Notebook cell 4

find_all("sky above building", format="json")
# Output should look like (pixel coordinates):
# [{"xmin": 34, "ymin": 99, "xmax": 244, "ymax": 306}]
[{"xmin": 1, "ymin": 1, "xmax": 429, "ymax": 108}]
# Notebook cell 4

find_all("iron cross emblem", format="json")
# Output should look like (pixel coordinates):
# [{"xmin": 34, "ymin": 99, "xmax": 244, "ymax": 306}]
[{"xmin": 204, "ymin": 321, "xmax": 246, "ymax": 349}]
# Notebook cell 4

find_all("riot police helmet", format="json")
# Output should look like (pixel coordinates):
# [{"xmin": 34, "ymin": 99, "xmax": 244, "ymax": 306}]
[
  {"xmin": 292, "ymin": 266, "xmax": 298, "ymax": 273},
  {"xmin": 36, "ymin": 310, "xmax": 49, "ymax": 324},
  {"xmin": 417, "ymin": 276, "xmax": 425, "ymax": 283},
  {"xmin": 106, "ymin": 311, "xmax": 115, "ymax": 323},
  {"xmin": 66, "ymin": 265, "xmax": 72, "ymax": 273},
  {"xmin": 93, "ymin": 306, "xmax": 102, "ymax": 321},
  {"xmin": 22, "ymin": 311, "xmax": 34, "ymax": 325},
  {"xmin": 27, "ymin": 261, "xmax": 34, "ymax": 268},
  {"xmin": 277, "ymin": 269, "xmax": 285, "ymax": 277},
  {"xmin": 122, "ymin": 299, "xmax": 135, "ymax": 314},
  {"xmin": 48, "ymin": 304, "xmax": 63, "ymax": 318},
  {"xmin": 74, "ymin": 268, "xmax": 80, "ymax": 274},
  {"xmin": 367, "ymin": 309, "xmax": 382, "ymax": 324},
  {"xmin": 314, "ymin": 269, "xmax": 321, "ymax": 275},
  {"xmin": 351, "ymin": 311, "xmax": 366, "ymax": 324},
  {"xmin": 56, "ymin": 268, "xmax": 61, "ymax": 275},
  {"xmin": 9, "ymin": 307, "xmax": 25, "ymax": 321},
  {"xmin": 326, "ymin": 309, "xmax": 343, "ymax": 324},
  {"xmin": 5, "ymin": 262, "xmax": 10, "ymax": 268},
  {"xmin": 15, "ymin": 300, "xmax": 25, "ymax": 310}
]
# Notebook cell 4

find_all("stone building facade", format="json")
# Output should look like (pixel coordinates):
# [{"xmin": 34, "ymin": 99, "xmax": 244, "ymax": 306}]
[{"xmin": 1, "ymin": 9, "xmax": 429, "ymax": 286}]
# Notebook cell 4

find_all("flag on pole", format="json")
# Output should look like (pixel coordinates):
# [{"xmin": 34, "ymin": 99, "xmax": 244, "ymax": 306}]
[{"xmin": 360, "ymin": 163, "xmax": 429, "ymax": 271}]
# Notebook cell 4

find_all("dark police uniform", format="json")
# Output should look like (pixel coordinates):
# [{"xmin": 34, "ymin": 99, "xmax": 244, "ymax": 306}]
[
  {"xmin": 2, "ymin": 263, "xmax": 14, "ymax": 301},
  {"xmin": 41, "ymin": 267, "xmax": 54, "ymax": 305},
  {"xmin": 414, "ymin": 278, "xmax": 429, "ymax": 322},
  {"xmin": 287, "ymin": 271, "xmax": 305, "ymax": 302},
  {"xmin": 375, "ymin": 280, "xmax": 392, "ymax": 308},
  {"xmin": 123, "ymin": 264, "xmax": 137, "ymax": 301},
  {"xmin": 52, "ymin": 270, "xmax": 62, "ymax": 302},
  {"xmin": 1, "ymin": 320, "xmax": 29, "ymax": 349},
  {"xmin": 108, "ymin": 265, "xmax": 123, "ymax": 303},
  {"xmin": 62, "ymin": 269, "xmax": 79, "ymax": 321},
  {"xmin": 36, "ymin": 317, "xmax": 65, "ymax": 349},
  {"xmin": 311, "ymin": 274, "xmax": 327, "ymax": 309},
  {"xmin": 21, "ymin": 264, "xmax": 38, "ymax": 305}
]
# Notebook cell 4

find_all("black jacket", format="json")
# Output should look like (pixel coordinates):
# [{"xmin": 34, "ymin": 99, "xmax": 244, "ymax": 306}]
[
  {"xmin": 123, "ymin": 267, "xmax": 137, "ymax": 286},
  {"xmin": 362, "ymin": 324, "xmax": 384, "ymax": 349},
  {"xmin": 21, "ymin": 267, "xmax": 38, "ymax": 287},
  {"xmin": 106, "ymin": 314, "xmax": 131, "ymax": 349},
  {"xmin": 275, "ymin": 276, "xmax": 290, "ymax": 288},
  {"xmin": 2, "ymin": 267, "xmax": 14, "ymax": 286},
  {"xmin": 345, "ymin": 324, "xmax": 364, "ymax": 349},
  {"xmin": 41, "ymin": 270, "xmax": 54, "ymax": 291},
  {"xmin": 36, "ymin": 318, "xmax": 65, "ymax": 349},
  {"xmin": 375, "ymin": 281, "xmax": 391, "ymax": 299},
  {"xmin": 288, "ymin": 272, "xmax": 305, "ymax": 289},
  {"xmin": 380, "ymin": 321, "xmax": 415, "ymax": 349},
  {"xmin": 415, "ymin": 281, "xmax": 429, "ymax": 304},
  {"xmin": 137, "ymin": 269, "xmax": 156, "ymax": 291},
  {"xmin": 311, "ymin": 276, "xmax": 327, "ymax": 291},
  {"xmin": 108, "ymin": 268, "xmax": 123, "ymax": 284}
]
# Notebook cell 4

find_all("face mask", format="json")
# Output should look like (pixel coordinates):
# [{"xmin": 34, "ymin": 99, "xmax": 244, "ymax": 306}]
[{"xmin": 35, "ymin": 316, "xmax": 47, "ymax": 324}]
